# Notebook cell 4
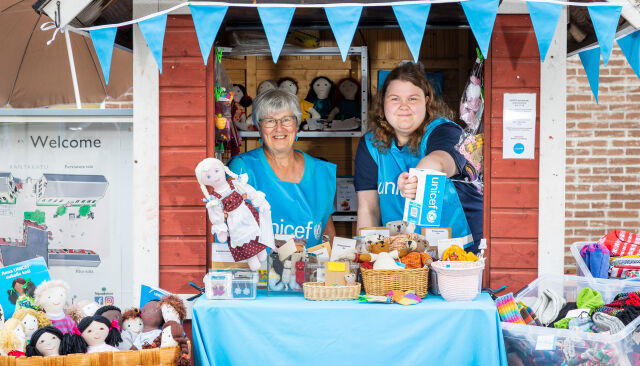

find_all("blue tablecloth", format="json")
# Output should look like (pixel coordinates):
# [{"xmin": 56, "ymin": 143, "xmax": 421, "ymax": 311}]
[{"xmin": 192, "ymin": 291, "xmax": 507, "ymax": 366}]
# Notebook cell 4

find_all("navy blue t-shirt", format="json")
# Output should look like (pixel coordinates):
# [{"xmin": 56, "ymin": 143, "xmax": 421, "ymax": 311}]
[{"xmin": 355, "ymin": 123, "xmax": 483, "ymax": 244}]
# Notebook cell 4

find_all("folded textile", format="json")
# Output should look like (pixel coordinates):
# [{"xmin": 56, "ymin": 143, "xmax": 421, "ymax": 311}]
[
  {"xmin": 568, "ymin": 317, "xmax": 599, "ymax": 333},
  {"xmin": 598, "ymin": 230, "xmax": 640, "ymax": 257},
  {"xmin": 554, "ymin": 317, "xmax": 571, "ymax": 329},
  {"xmin": 533, "ymin": 288, "xmax": 567, "ymax": 326},
  {"xmin": 581, "ymin": 243, "xmax": 611, "ymax": 278},
  {"xmin": 550, "ymin": 302, "xmax": 578, "ymax": 327},
  {"xmin": 496, "ymin": 293, "xmax": 526, "ymax": 324},
  {"xmin": 592, "ymin": 312, "xmax": 625, "ymax": 334},
  {"xmin": 615, "ymin": 304, "xmax": 640, "ymax": 325},
  {"xmin": 577, "ymin": 288, "xmax": 604, "ymax": 314}
]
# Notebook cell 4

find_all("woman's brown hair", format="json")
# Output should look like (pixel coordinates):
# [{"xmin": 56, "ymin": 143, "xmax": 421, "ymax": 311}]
[{"xmin": 368, "ymin": 63, "xmax": 455, "ymax": 155}]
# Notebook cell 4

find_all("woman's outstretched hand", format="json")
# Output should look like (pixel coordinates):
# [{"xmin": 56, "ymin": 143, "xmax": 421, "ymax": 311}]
[{"xmin": 397, "ymin": 172, "xmax": 418, "ymax": 200}]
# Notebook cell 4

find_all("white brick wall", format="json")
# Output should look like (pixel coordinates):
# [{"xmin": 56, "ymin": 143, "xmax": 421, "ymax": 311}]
[{"xmin": 565, "ymin": 44, "xmax": 640, "ymax": 273}]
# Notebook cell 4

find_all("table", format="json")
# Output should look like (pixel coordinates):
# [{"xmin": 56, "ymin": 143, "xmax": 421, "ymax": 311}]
[{"xmin": 192, "ymin": 291, "xmax": 508, "ymax": 366}]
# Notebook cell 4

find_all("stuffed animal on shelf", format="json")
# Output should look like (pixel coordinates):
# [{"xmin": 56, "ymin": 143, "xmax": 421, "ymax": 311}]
[
  {"xmin": 0, "ymin": 318, "xmax": 26, "ymax": 357},
  {"xmin": 159, "ymin": 295, "xmax": 187, "ymax": 324},
  {"xmin": 119, "ymin": 307, "xmax": 143, "ymax": 351},
  {"xmin": 12, "ymin": 308, "xmax": 51, "ymax": 340},
  {"xmin": 143, "ymin": 321, "xmax": 190, "ymax": 366},
  {"xmin": 231, "ymin": 84, "xmax": 254, "ymax": 131},
  {"xmin": 25, "ymin": 326, "xmax": 64, "ymax": 357},
  {"xmin": 278, "ymin": 77, "xmax": 320, "ymax": 122},
  {"xmin": 196, "ymin": 158, "xmax": 275, "ymax": 271},
  {"xmin": 305, "ymin": 76, "xmax": 335, "ymax": 120},
  {"xmin": 68, "ymin": 299, "xmax": 100, "ymax": 325},
  {"xmin": 132, "ymin": 300, "xmax": 164, "ymax": 350},
  {"xmin": 71, "ymin": 315, "xmax": 122, "ymax": 354},
  {"xmin": 34, "ymin": 280, "xmax": 76, "ymax": 334},
  {"xmin": 8, "ymin": 277, "xmax": 38, "ymax": 312},
  {"xmin": 327, "ymin": 77, "xmax": 361, "ymax": 129},
  {"xmin": 386, "ymin": 220, "xmax": 416, "ymax": 236}
]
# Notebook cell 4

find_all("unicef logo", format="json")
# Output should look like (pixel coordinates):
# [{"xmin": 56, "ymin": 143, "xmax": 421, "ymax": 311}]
[
  {"xmin": 426, "ymin": 210, "xmax": 438, "ymax": 224},
  {"xmin": 313, "ymin": 223, "xmax": 322, "ymax": 240}
]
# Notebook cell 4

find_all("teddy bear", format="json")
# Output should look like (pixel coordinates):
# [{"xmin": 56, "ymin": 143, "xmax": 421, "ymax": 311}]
[
  {"xmin": 342, "ymin": 240, "xmax": 409, "ymax": 270},
  {"xmin": 386, "ymin": 220, "xmax": 416, "ymax": 236}
]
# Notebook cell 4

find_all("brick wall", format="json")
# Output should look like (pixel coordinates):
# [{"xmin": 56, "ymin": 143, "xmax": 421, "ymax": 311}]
[{"xmin": 565, "ymin": 44, "xmax": 640, "ymax": 273}]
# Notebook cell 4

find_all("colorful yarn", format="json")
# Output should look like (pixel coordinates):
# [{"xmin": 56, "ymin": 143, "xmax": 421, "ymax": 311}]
[
  {"xmin": 519, "ymin": 307, "xmax": 536, "ymax": 326},
  {"xmin": 388, "ymin": 290, "xmax": 422, "ymax": 305},
  {"xmin": 496, "ymin": 293, "xmax": 526, "ymax": 324}
]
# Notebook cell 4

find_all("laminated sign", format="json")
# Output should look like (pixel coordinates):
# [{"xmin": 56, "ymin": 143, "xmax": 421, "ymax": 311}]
[{"xmin": 403, "ymin": 168, "xmax": 445, "ymax": 227}]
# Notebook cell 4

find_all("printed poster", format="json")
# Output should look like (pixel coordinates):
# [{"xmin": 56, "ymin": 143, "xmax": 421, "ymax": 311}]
[
  {"xmin": 503, "ymin": 93, "xmax": 536, "ymax": 159},
  {"xmin": 0, "ymin": 122, "xmax": 133, "ymax": 307}
]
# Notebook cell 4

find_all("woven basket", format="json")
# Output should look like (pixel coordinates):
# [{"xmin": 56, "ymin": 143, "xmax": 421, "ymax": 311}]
[
  {"xmin": 360, "ymin": 267, "xmax": 429, "ymax": 298},
  {"xmin": 431, "ymin": 260, "xmax": 485, "ymax": 302},
  {"xmin": 0, "ymin": 346, "xmax": 183, "ymax": 366},
  {"xmin": 303, "ymin": 282, "xmax": 361, "ymax": 300}
]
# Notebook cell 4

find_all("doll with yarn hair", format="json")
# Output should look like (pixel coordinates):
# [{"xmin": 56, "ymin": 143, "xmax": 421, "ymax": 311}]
[
  {"xmin": 195, "ymin": 158, "xmax": 275, "ymax": 271},
  {"xmin": 132, "ymin": 300, "xmax": 164, "ymax": 350},
  {"xmin": 95, "ymin": 305, "xmax": 122, "ymax": 327},
  {"xmin": 25, "ymin": 326, "xmax": 64, "ymax": 357},
  {"xmin": 142, "ymin": 321, "xmax": 190, "ymax": 366},
  {"xmin": 34, "ymin": 280, "xmax": 76, "ymax": 334},
  {"xmin": 12, "ymin": 308, "xmax": 51, "ymax": 340},
  {"xmin": 119, "ymin": 307, "xmax": 143, "ymax": 350},
  {"xmin": 278, "ymin": 77, "xmax": 319, "ymax": 122},
  {"xmin": 8, "ymin": 277, "xmax": 38, "ymax": 311},
  {"xmin": 0, "ymin": 318, "xmax": 27, "ymax": 357},
  {"xmin": 159, "ymin": 294, "xmax": 187, "ymax": 324},
  {"xmin": 68, "ymin": 299, "xmax": 100, "ymax": 324},
  {"xmin": 305, "ymin": 76, "xmax": 335, "ymax": 120},
  {"xmin": 231, "ymin": 84, "xmax": 254, "ymax": 131},
  {"xmin": 66, "ymin": 315, "xmax": 122, "ymax": 354}
]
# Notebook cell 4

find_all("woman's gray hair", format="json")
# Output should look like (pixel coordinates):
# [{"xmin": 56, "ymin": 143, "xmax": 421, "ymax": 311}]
[{"xmin": 251, "ymin": 89, "xmax": 302, "ymax": 130}]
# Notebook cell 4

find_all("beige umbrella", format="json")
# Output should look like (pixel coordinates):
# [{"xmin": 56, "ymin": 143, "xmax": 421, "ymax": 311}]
[{"xmin": 0, "ymin": 0, "xmax": 131, "ymax": 108}]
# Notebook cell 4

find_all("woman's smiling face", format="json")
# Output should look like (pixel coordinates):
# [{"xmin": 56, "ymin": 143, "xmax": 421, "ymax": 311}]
[{"xmin": 383, "ymin": 80, "xmax": 428, "ymax": 142}]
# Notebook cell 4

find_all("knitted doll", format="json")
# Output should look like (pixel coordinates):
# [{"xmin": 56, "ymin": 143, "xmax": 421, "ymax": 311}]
[
  {"xmin": 0, "ymin": 318, "xmax": 26, "ymax": 357},
  {"xmin": 142, "ymin": 321, "xmax": 190, "ymax": 366},
  {"xmin": 231, "ymin": 84, "xmax": 253, "ymax": 131},
  {"xmin": 327, "ymin": 77, "xmax": 360, "ymax": 122},
  {"xmin": 278, "ymin": 77, "xmax": 319, "ymax": 122},
  {"xmin": 95, "ymin": 305, "xmax": 122, "ymax": 327},
  {"xmin": 67, "ymin": 315, "xmax": 121, "ymax": 354},
  {"xmin": 25, "ymin": 326, "xmax": 64, "ymax": 357},
  {"xmin": 305, "ymin": 76, "xmax": 335, "ymax": 120},
  {"xmin": 34, "ymin": 280, "xmax": 76, "ymax": 334},
  {"xmin": 68, "ymin": 299, "xmax": 100, "ymax": 325},
  {"xmin": 119, "ymin": 307, "xmax": 143, "ymax": 351},
  {"xmin": 8, "ymin": 277, "xmax": 38, "ymax": 311},
  {"xmin": 12, "ymin": 308, "xmax": 51, "ymax": 340},
  {"xmin": 257, "ymin": 80, "xmax": 278, "ymax": 95},
  {"xmin": 159, "ymin": 295, "xmax": 187, "ymax": 324},
  {"xmin": 196, "ymin": 158, "xmax": 274, "ymax": 271},
  {"xmin": 132, "ymin": 300, "xmax": 164, "ymax": 350}
]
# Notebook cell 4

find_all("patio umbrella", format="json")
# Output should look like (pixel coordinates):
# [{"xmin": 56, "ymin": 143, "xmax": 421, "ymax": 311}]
[{"xmin": 0, "ymin": 0, "xmax": 131, "ymax": 108}]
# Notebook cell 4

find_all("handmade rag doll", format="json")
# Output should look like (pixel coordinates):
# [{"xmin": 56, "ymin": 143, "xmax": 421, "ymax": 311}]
[
  {"xmin": 0, "ymin": 318, "xmax": 26, "ymax": 357},
  {"xmin": 95, "ymin": 305, "xmax": 122, "ymax": 327},
  {"xmin": 159, "ymin": 295, "xmax": 187, "ymax": 324},
  {"xmin": 68, "ymin": 299, "xmax": 100, "ymax": 324},
  {"xmin": 196, "ymin": 158, "xmax": 275, "ymax": 271},
  {"xmin": 327, "ymin": 77, "xmax": 360, "ymax": 124},
  {"xmin": 132, "ymin": 300, "xmax": 164, "ymax": 350},
  {"xmin": 231, "ymin": 84, "xmax": 254, "ymax": 131},
  {"xmin": 143, "ymin": 321, "xmax": 190, "ymax": 366},
  {"xmin": 12, "ymin": 308, "xmax": 51, "ymax": 340},
  {"xmin": 71, "ymin": 315, "xmax": 122, "ymax": 353},
  {"xmin": 34, "ymin": 280, "xmax": 76, "ymax": 334},
  {"xmin": 257, "ymin": 80, "xmax": 278, "ymax": 95},
  {"xmin": 278, "ymin": 77, "xmax": 319, "ymax": 122},
  {"xmin": 305, "ymin": 76, "xmax": 335, "ymax": 120},
  {"xmin": 8, "ymin": 277, "xmax": 38, "ymax": 311},
  {"xmin": 25, "ymin": 326, "xmax": 64, "ymax": 357},
  {"xmin": 119, "ymin": 307, "xmax": 143, "ymax": 351}
]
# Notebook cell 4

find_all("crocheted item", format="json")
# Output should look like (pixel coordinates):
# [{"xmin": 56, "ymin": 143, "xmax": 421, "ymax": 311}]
[
  {"xmin": 496, "ymin": 293, "xmax": 526, "ymax": 324},
  {"xmin": 388, "ymin": 290, "xmax": 421, "ymax": 305},
  {"xmin": 576, "ymin": 288, "xmax": 604, "ymax": 314},
  {"xmin": 592, "ymin": 312, "xmax": 625, "ymax": 334},
  {"xmin": 442, "ymin": 245, "xmax": 478, "ymax": 261},
  {"xmin": 568, "ymin": 317, "xmax": 599, "ymax": 333},
  {"xmin": 399, "ymin": 252, "xmax": 432, "ymax": 269}
]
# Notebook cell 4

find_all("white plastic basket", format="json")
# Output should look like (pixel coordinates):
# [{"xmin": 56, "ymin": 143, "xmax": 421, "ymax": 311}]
[
  {"xmin": 430, "ymin": 260, "xmax": 485, "ymax": 302},
  {"xmin": 570, "ymin": 241, "xmax": 595, "ymax": 278}
]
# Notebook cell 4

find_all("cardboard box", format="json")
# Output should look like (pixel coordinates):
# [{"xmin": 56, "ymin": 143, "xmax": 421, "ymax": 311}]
[
  {"xmin": 403, "ymin": 168, "xmax": 446, "ymax": 227},
  {"xmin": 324, "ymin": 261, "xmax": 350, "ymax": 286},
  {"xmin": 335, "ymin": 177, "xmax": 358, "ymax": 212}
]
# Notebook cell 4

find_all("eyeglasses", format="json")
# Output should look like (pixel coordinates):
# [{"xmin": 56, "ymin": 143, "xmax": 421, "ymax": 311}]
[{"xmin": 259, "ymin": 116, "xmax": 297, "ymax": 129}]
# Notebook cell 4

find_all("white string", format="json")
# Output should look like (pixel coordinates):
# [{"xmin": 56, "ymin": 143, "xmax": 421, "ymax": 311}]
[{"xmin": 41, "ymin": 21, "xmax": 65, "ymax": 46}]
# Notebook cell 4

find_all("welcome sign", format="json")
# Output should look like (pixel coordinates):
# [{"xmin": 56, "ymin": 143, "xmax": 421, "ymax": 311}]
[{"xmin": 403, "ymin": 168, "xmax": 445, "ymax": 227}]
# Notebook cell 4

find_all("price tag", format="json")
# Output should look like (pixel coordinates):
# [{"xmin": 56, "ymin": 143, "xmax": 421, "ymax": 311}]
[{"xmin": 535, "ymin": 335, "xmax": 556, "ymax": 351}]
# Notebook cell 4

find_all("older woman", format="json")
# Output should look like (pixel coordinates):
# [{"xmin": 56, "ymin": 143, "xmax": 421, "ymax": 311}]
[
  {"xmin": 227, "ymin": 89, "xmax": 336, "ymax": 247},
  {"xmin": 355, "ymin": 63, "xmax": 482, "ymax": 252}
]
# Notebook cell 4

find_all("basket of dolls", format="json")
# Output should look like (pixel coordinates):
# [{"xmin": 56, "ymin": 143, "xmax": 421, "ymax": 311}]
[
  {"xmin": 430, "ymin": 260, "xmax": 485, "ymax": 302},
  {"xmin": 0, "ymin": 346, "xmax": 185, "ymax": 365},
  {"xmin": 302, "ymin": 282, "xmax": 361, "ymax": 301},
  {"xmin": 360, "ymin": 267, "xmax": 429, "ymax": 298}
]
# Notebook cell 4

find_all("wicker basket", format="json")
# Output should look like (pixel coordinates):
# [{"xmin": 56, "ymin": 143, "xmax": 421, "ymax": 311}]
[
  {"xmin": 0, "ymin": 346, "xmax": 183, "ymax": 366},
  {"xmin": 431, "ymin": 260, "xmax": 485, "ymax": 302},
  {"xmin": 303, "ymin": 282, "xmax": 361, "ymax": 300},
  {"xmin": 360, "ymin": 267, "xmax": 429, "ymax": 298}
]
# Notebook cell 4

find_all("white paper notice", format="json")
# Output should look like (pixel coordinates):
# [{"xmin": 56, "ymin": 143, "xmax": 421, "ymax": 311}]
[
  {"xmin": 330, "ymin": 237, "xmax": 357, "ymax": 262},
  {"xmin": 503, "ymin": 93, "xmax": 536, "ymax": 159},
  {"xmin": 535, "ymin": 335, "xmax": 556, "ymax": 351}
]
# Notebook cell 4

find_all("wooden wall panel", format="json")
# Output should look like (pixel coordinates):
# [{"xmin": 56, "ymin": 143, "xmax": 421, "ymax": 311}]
[
  {"xmin": 484, "ymin": 15, "xmax": 541, "ymax": 290},
  {"xmin": 159, "ymin": 118, "xmax": 206, "ymax": 147},
  {"xmin": 159, "ymin": 178, "xmax": 203, "ymax": 206},
  {"xmin": 159, "ymin": 208, "xmax": 206, "ymax": 236},
  {"xmin": 159, "ymin": 238, "xmax": 206, "ymax": 266}
]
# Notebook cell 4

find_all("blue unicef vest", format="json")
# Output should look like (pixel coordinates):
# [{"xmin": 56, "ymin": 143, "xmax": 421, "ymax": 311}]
[
  {"xmin": 227, "ymin": 148, "xmax": 336, "ymax": 247},
  {"xmin": 364, "ymin": 118, "xmax": 473, "ymax": 247}
]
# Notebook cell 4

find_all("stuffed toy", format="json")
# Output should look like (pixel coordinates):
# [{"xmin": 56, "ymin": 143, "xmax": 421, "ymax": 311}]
[
  {"xmin": 12, "ymin": 308, "xmax": 51, "ymax": 340},
  {"xmin": 95, "ymin": 306, "xmax": 122, "ymax": 328},
  {"xmin": 132, "ymin": 300, "xmax": 164, "ymax": 350},
  {"xmin": 119, "ymin": 307, "xmax": 143, "ymax": 351},
  {"xmin": 25, "ymin": 326, "xmax": 65, "ymax": 357},
  {"xmin": 327, "ymin": 77, "xmax": 360, "ymax": 127},
  {"xmin": 343, "ymin": 240, "xmax": 408, "ymax": 270},
  {"xmin": 304, "ymin": 76, "xmax": 335, "ymax": 120},
  {"xmin": 268, "ymin": 250, "xmax": 286, "ymax": 291},
  {"xmin": 34, "ymin": 280, "xmax": 76, "ymax": 334},
  {"xmin": 385, "ymin": 233, "xmax": 429, "ymax": 254},
  {"xmin": 69, "ymin": 315, "xmax": 121, "ymax": 354},
  {"xmin": 459, "ymin": 75, "xmax": 483, "ymax": 128},
  {"xmin": 0, "ymin": 318, "xmax": 26, "ymax": 357},
  {"xmin": 68, "ymin": 299, "xmax": 100, "ymax": 325},
  {"xmin": 278, "ymin": 77, "xmax": 319, "ymax": 122},
  {"xmin": 159, "ymin": 295, "xmax": 187, "ymax": 324},
  {"xmin": 344, "ymin": 273, "xmax": 357, "ymax": 286},
  {"xmin": 143, "ymin": 321, "xmax": 190, "ymax": 366},
  {"xmin": 8, "ymin": 277, "xmax": 38, "ymax": 311},
  {"xmin": 257, "ymin": 80, "xmax": 278, "ymax": 95},
  {"xmin": 231, "ymin": 84, "xmax": 254, "ymax": 131},
  {"xmin": 196, "ymin": 158, "xmax": 274, "ymax": 271},
  {"xmin": 442, "ymin": 245, "xmax": 478, "ymax": 261},
  {"xmin": 386, "ymin": 220, "xmax": 416, "ymax": 236},
  {"xmin": 400, "ymin": 252, "xmax": 433, "ymax": 269}
]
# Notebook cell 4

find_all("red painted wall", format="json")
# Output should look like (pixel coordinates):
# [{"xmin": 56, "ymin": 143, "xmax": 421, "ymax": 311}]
[{"xmin": 484, "ymin": 14, "xmax": 541, "ymax": 292}]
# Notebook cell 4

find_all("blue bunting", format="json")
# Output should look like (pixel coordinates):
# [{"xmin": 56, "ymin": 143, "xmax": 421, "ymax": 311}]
[
  {"xmin": 579, "ymin": 47, "xmax": 602, "ymax": 103},
  {"xmin": 89, "ymin": 27, "xmax": 117, "ymax": 85},
  {"xmin": 461, "ymin": 0, "xmax": 499, "ymax": 59},
  {"xmin": 325, "ymin": 6, "xmax": 362, "ymax": 62},
  {"xmin": 526, "ymin": 2, "xmax": 563, "ymax": 62},
  {"xmin": 617, "ymin": 31, "xmax": 640, "ymax": 79},
  {"xmin": 392, "ymin": 3, "xmax": 431, "ymax": 62},
  {"xmin": 588, "ymin": 5, "xmax": 622, "ymax": 66},
  {"xmin": 138, "ymin": 14, "xmax": 168, "ymax": 73},
  {"xmin": 258, "ymin": 7, "xmax": 296, "ymax": 63},
  {"xmin": 190, "ymin": 4, "xmax": 228, "ymax": 65}
]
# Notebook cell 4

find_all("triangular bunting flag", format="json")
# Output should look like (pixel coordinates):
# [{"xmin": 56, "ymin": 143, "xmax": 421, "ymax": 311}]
[
  {"xmin": 617, "ymin": 31, "xmax": 640, "ymax": 79},
  {"xmin": 392, "ymin": 3, "xmax": 431, "ymax": 62},
  {"xmin": 461, "ymin": 0, "xmax": 499, "ymax": 59},
  {"xmin": 257, "ymin": 7, "xmax": 295, "ymax": 63},
  {"xmin": 325, "ymin": 6, "xmax": 363, "ymax": 62},
  {"xmin": 89, "ymin": 27, "xmax": 117, "ymax": 85},
  {"xmin": 190, "ymin": 4, "xmax": 228, "ymax": 65},
  {"xmin": 578, "ymin": 47, "xmax": 601, "ymax": 103},
  {"xmin": 138, "ymin": 13, "xmax": 168, "ymax": 73},
  {"xmin": 588, "ymin": 5, "xmax": 622, "ymax": 66},
  {"xmin": 526, "ymin": 2, "xmax": 563, "ymax": 62}
]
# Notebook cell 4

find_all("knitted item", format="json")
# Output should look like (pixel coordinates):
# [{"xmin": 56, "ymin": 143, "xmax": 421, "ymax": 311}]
[
  {"xmin": 554, "ymin": 317, "xmax": 571, "ymax": 329},
  {"xmin": 496, "ymin": 293, "xmax": 526, "ymax": 324},
  {"xmin": 598, "ymin": 230, "xmax": 640, "ymax": 257},
  {"xmin": 576, "ymin": 288, "xmax": 605, "ymax": 314},
  {"xmin": 519, "ymin": 307, "xmax": 536, "ymax": 326},
  {"xmin": 550, "ymin": 302, "xmax": 578, "ymax": 327},
  {"xmin": 580, "ymin": 243, "xmax": 611, "ymax": 278},
  {"xmin": 568, "ymin": 317, "xmax": 599, "ymax": 333},
  {"xmin": 399, "ymin": 252, "xmax": 432, "ymax": 269},
  {"xmin": 615, "ymin": 304, "xmax": 640, "ymax": 325},
  {"xmin": 592, "ymin": 312, "xmax": 625, "ymax": 334},
  {"xmin": 442, "ymin": 245, "xmax": 478, "ymax": 261},
  {"xmin": 533, "ymin": 288, "xmax": 566, "ymax": 326}
]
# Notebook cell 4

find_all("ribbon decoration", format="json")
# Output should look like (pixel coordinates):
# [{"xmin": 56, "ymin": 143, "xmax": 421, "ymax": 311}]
[
  {"xmin": 587, "ymin": 5, "xmax": 623, "ymax": 66},
  {"xmin": 190, "ymin": 4, "xmax": 228, "ymax": 65},
  {"xmin": 617, "ymin": 31, "xmax": 640, "ymax": 79},
  {"xmin": 461, "ymin": 0, "xmax": 500, "ymax": 59},
  {"xmin": 392, "ymin": 3, "xmax": 432, "ymax": 62},
  {"xmin": 138, "ymin": 13, "xmax": 168, "ymax": 73},
  {"xmin": 89, "ymin": 27, "xmax": 118, "ymax": 84},
  {"xmin": 325, "ymin": 5, "xmax": 363, "ymax": 62}
]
